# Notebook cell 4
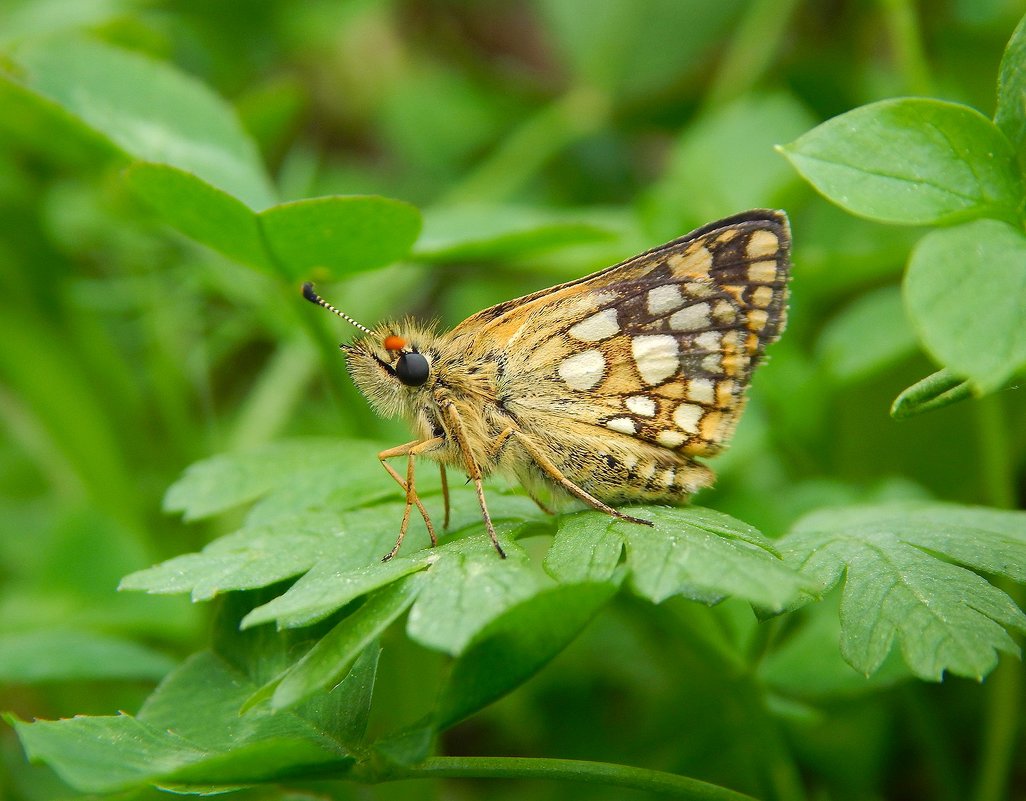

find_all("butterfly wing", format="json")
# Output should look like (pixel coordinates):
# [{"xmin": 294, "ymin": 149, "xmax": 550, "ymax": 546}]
[{"xmin": 450, "ymin": 210, "xmax": 790, "ymax": 460}]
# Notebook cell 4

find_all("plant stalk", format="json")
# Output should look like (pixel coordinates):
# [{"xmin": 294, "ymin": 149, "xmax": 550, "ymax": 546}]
[
  {"xmin": 970, "ymin": 393, "xmax": 1022, "ymax": 801},
  {"xmin": 378, "ymin": 756, "xmax": 762, "ymax": 801}
]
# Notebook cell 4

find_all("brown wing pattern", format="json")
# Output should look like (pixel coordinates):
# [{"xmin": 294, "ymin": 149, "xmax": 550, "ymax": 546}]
[{"xmin": 460, "ymin": 210, "xmax": 791, "ymax": 457}]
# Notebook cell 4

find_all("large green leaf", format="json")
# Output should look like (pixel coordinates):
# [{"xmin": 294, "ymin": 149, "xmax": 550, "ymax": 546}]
[
  {"xmin": 7, "ymin": 36, "xmax": 275, "ymax": 209},
  {"xmin": 125, "ymin": 164, "xmax": 421, "ymax": 280},
  {"xmin": 0, "ymin": 630, "xmax": 174, "ymax": 683},
  {"xmin": 11, "ymin": 651, "xmax": 357, "ymax": 793},
  {"xmin": 780, "ymin": 98, "xmax": 1022, "ymax": 225},
  {"xmin": 995, "ymin": 11, "xmax": 1026, "ymax": 171},
  {"xmin": 904, "ymin": 218, "xmax": 1026, "ymax": 393},
  {"xmin": 779, "ymin": 502, "xmax": 1026, "ymax": 680},
  {"xmin": 435, "ymin": 582, "xmax": 618, "ymax": 728}
]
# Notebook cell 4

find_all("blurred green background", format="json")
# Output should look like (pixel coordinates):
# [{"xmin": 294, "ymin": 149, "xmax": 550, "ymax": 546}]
[{"xmin": 1, "ymin": 1, "xmax": 1025, "ymax": 799}]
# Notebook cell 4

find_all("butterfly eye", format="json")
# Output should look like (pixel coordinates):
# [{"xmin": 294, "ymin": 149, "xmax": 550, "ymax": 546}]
[{"xmin": 395, "ymin": 352, "xmax": 430, "ymax": 387}]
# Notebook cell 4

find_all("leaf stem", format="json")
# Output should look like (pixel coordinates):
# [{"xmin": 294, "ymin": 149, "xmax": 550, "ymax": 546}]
[
  {"xmin": 878, "ymin": 0, "xmax": 933, "ymax": 95},
  {"xmin": 378, "ymin": 756, "xmax": 762, "ymax": 801},
  {"xmin": 440, "ymin": 87, "xmax": 611, "ymax": 204},
  {"xmin": 970, "ymin": 394, "xmax": 1022, "ymax": 801},
  {"xmin": 703, "ymin": 0, "xmax": 802, "ymax": 109}
]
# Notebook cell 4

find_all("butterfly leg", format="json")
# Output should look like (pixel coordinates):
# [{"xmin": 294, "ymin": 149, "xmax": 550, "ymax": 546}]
[
  {"xmin": 443, "ymin": 403, "xmax": 507, "ymax": 559},
  {"xmin": 512, "ymin": 431, "xmax": 652, "ymax": 526},
  {"xmin": 488, "ymin": 427, "xmax": 554, "ymax": 515},
  {"xmin": 439, "ymin": 464, "xmax": 451, "ymax": 529},
  {"xmin": 378, "ymin": 437, "xmax": 445, "ymax": 561}
]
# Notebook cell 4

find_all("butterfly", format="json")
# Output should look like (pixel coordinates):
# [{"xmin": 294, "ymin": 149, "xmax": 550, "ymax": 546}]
[{"xmin": 304, "ymin": 209, "xmax": 791, "ymax": 560}]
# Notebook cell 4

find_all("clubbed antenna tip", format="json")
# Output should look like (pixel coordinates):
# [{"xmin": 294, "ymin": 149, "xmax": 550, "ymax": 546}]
[{"xmin": 300, "ymin": 282, "xmax": 374, "ymax": 336}]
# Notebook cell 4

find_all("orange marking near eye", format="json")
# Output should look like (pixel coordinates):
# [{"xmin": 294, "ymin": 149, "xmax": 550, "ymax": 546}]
[{"xmin": 384, "ymin": 335, "xmax": 407, "ymax": 351}]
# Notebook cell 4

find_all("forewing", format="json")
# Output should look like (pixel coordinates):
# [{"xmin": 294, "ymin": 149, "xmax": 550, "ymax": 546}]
[{"xmin": 454, "ymin": 210, "xmax": 791, "ymax": 457}]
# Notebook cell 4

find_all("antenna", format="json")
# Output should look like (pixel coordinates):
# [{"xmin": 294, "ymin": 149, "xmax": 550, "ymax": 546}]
[{"xmin": 302, "ymin": 282, "xmax": 373, "ymax": 336}]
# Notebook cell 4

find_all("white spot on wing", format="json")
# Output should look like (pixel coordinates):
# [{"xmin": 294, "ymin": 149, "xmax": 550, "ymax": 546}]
[
  {"xmin": 647, "ymin": 285, "xmax": 684, "ymax": 315},
  {"xmin": 695, "ymin": 331, "xmax": 721, "ymax": 352},
  {"xmin": 670, "ymin": 302, "xmax": 710, "ymax": 331},
  {"xmin": 747, "ymin": 230, "xmax": 778, "ymax": 259},
  {"xmin": 748, "ymin": 260, "xmax": 778, "ymax": 283},
  {"xmin": 687, "ymin": 378, "xmax": 715, "ymax": 404},
  {"xmin": 558, "ymin": 349, "xmax": 605, "ymax": 390},
  {"xmin": 657, "ymin": 431, "xmax": 685, "ymax": 448},
  {"xmin": 626, "ymin": 395, "xmax": 656, "ymax": 416},
  {"xmin": 631, "ymin": 335, "xmax": 679, "ymax": 385},
  {"xmin": 673, "ymin": 403, "xmax": 703, "ymax": 433},
  {"xmin": 606, "ymin": 417, "xmax": 637, "ymax": 435},
  {"xmin": 569, "ymin": 308, "xmax": 619, "ymax": 341}
]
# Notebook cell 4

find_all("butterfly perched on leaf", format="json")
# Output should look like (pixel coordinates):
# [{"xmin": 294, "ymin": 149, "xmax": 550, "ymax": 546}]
[{"xmin": 305, "ymin": 209, "xmax": 791, "ymax": 560}]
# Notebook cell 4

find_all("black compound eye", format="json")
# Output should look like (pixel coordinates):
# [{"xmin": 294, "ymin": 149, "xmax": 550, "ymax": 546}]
[{"xmin": 395, "ymin": 352, "xmax": 430, "ymax": 387}]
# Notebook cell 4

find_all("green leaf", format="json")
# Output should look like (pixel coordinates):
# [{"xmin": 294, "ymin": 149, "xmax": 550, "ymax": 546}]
[
  {"xmin": 406, "ymin": 538, "xmax": 542, "ymax": 655},
  {"xmin": 161, "ymin": 439, "xmax": 392, "ymax": 523},
  {"xmin": 125, "ymin": 164, "xmax": 422, "ymax": 280},
  {"xmin": 559, "ymin": 506, "xmax": 806, "ymax": 612},
  {"xmin": 904, "ymin": 218, "xmax": 1026, "ymax": 393},
  {"xmin": 780, "ymin": 98, "xmax": 1022, "ymax": 225},
  {"xmin": 435, "ymin": 582, "xmax": 617, "ymax": 729},
  {"xmin": 994, "ymin": 11, "xmax": 1026, "ymax": 171},
  {"xmin": 817, "ymin": 285, "xmax": 918, "ymax": 383},
  {"xmin": 123, "ymin": 163, "xmax": 273, "ymax": 271},
  {"xmin": 11, "ymin": 651, "xmax": 353, "ymax": 793},
  {"xmin": 267, "ymin": 577, "xmax": 421, "ymax": 711},
  {"xmin": 759, "ymin": 591, "xmax": 912, "ymax": 700},
  {"xmin": 780, "ymin": 502, "xmax": 1026, "ymax": 680},
  {"xmin": 260, "ymin": 195, "xmax": 422, "ymax": 279},
  {"xmin": 120, "ymin": 510, "xmax": 348, "ymax": 601},
  {"xmin": 8, "ymin": 36, "xmax": 275, "ymax": 209},
  {"xmin": 242, "ymin": 549, "xmax": 432, "ymax": 630},
  {"xmin": 0, "ymin": 630, "xmax": 175, "ymax": 683},
  {"xmin": 413, "ymin": 205, "xmax": 616, "ymax": 262},
  {"xmin": 890, "ymin": 368, "xmax": 975, "ymax": 419},
  {"xmin": 545, "ymin": 514, "xmax": 623, "ymax": 583}
]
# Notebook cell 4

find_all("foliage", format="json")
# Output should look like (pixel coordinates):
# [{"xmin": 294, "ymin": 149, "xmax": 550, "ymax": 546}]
[{"xmin": 1, "ymin": 2, "xmax": 1026, "ymax": 801}]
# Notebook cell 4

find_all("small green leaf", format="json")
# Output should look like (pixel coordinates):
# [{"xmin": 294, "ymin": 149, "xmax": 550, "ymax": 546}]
[
  {"xmin": 123, "ymin": 163, "xmax": 273, "ymax": 272},
  {"xmin": 11, "ymin": 651, "xmax": 352, "ymax": 793},
  {"xmin": 780, "ymin": 98, "xmax": 1022, "ymax": 225},
  {"xmin": 435, "ymin": 582, "xmax": 617, "ymax": 729},
  {"xmin": 413, "ymin": 205, "xmax": 616, "ymax": 262},
  {"xmin": 260, "ymin": 196, "xmax": 422, "ymax": 279},
  {"xmin": 242, "ymin": 552, "xmax": 431, "ymax": 630},
  {"xmin": 560, "ymin": 506, "xmax": 805, "ymax": 612},
  {"xmin": 407, "ymin": 539, "xmax": 541, "ymax": 655},
  {"xmin": 0, "ymin": 630, "xmax": 175, "ymax": 683},
  {"xmin": 904, "ymin": 218, "xmax": 1026, "ymax": 393},
  {"xmin": 268, "ymin": 576, "xmax": 422, "ymax": 711},
  {"xmin": 545, "ymin": 515, "xmax": 623, "ymax": 582},
  {"xmin": 120, "ymin": 510, "xmax": 344, "ymax": 601},
  {"xmin": 818, "ymin": 285, "xmax": 918, "ymax": 383},
  {"xmin": 9, "ymin": 36, "xmax": 275, "ymax": 209},
  {"xmin": 126, "ymin": 165, "xmax": 422, "ymax": 280},
  {"xmin": 759, "ymin": 591, "xmax": 912, "ymax": 700},
  {"xmin": 995, "ymin": 11, "xmax": 1026, "ymax": 171},
  {"xmin": 161, "ymin": 439, "xmax": 390, "ymax": 523},
  {"xmin": 780, "ymin": 502, "xmax": 1026, "ymax": 680},
  {"xmin": 890, "ymin": 368, "xmax": 975, "ymax": 419}
]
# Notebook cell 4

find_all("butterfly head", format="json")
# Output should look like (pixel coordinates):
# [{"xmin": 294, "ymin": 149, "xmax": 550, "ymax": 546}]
[{"xmin": 302, "ymin": 283, "xmax": 436, "ymax": 418}]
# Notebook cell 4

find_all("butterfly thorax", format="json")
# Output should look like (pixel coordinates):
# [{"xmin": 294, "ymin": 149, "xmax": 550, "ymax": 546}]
[{"xmin": 345, "ymin": 320, "xmax": 512, "ymax": 472}]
